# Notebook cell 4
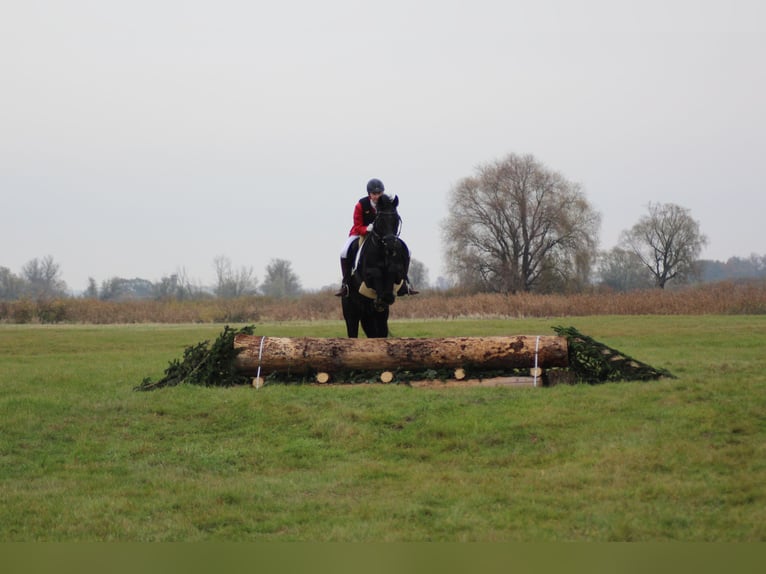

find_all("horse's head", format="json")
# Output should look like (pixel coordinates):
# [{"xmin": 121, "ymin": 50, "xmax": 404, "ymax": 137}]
[
  {"xmin": 370, "ymin": 194, "xmax": 401, "ymax": 239},
  {"xmin": 367, "ymin": 194, "xmax": 407, "ymax": 306}
]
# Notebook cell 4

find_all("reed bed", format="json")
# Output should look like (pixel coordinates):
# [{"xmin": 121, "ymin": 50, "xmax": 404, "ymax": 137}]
[{"xmin": 1, "ymin": 279, "xmax": 764, "ymax": 324}]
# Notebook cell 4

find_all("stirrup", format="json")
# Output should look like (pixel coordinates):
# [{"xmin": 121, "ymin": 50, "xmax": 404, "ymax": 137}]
[{"xmin": 334, "ymin": 283, "xmax": 349, "ymax": 297}]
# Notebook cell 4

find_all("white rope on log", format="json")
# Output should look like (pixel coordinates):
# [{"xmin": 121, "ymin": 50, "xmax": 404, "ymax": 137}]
[
  {"xmin": 533, "ymin": 335, "xmax": 540, "ymax": 387},
  {"xmin": 255, "ymin": 336, "xmax": 266, "ymax": 389}
]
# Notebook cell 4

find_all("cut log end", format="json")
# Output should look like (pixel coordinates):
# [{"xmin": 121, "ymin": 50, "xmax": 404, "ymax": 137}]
[
  {"xmin": 380, "ymin": 371, "xmax": 394, "ymax": 383},
  {"xmin": 252, "ymin": 377, "xmax": 264, "ymax": 389},
  {"xmin": 315, "ymin": 372, "xmax": 331, "ymax": 384},
  {"xmin": 454, "ymin": 368, "xmax": 466, "ymax": 380}
]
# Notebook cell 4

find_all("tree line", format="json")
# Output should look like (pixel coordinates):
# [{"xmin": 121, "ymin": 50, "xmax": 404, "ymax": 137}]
[
  {"xmin": 3, "ymin": 151, "xmax": 763, "ymax": 301},
  {"xmin": 442, "ymin": 152, "xmax": 749, "ymax": 293},
  {"xmin": 0, "ymin": 256, "xmax": 303, "ymax": 301},
  {"xmin": 0, "ymin": 252, "xmax": 431, "ymax": 302}
]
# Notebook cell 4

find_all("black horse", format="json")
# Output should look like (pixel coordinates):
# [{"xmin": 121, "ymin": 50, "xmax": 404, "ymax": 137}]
[{"xmin": 341, "ymin": 194, "xmax": 411, "ymax": 338}]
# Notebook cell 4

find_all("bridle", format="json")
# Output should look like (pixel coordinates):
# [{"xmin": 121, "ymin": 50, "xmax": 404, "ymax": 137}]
[
  {"xmin": 370, "ymin": 210, "xmax": 402, "ymax": 242},
  {"xmin": 368, "ymin": 209, "xmax": 406, "ymax": 284}
]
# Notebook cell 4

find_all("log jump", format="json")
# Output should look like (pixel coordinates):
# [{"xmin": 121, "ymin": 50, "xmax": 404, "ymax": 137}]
[
  {"xmin": 135, "ymin": 326, "xmax": 671, "ymax": 392},
  {"xmin": 233, "ymin": 335, "xmax": 568, "ymax": 383}
]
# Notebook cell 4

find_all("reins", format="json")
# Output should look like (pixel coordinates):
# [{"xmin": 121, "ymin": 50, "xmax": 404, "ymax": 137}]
[{"xmin": 370, "ymin": 210, "xmax": 402, "ymax": 242}]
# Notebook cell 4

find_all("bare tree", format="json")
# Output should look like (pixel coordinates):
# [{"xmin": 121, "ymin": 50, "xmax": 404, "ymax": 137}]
[
  {"xmin": 443, "ymin": 153, "xmax": 601, "ymax": 293},
  {"xmin": 21, "ymin": 255, "xmax": 67, "ymax": 298},
  {"xmin": 259, "ymin": 258, "xmax": 302, "ymax": 298},
  {"xmin": 620, "ymin": 202, "xmax": 707, "ymax": 289},
  {"xmin": 213, "ymin": 255, "xmax": 258, "ymax": 298},
  {"xmin": 407, "ymin": 258, "xmax": 429, "ymax": 290},
  {"xmin": 154, "ymin": 268, "xmax": 205, "ymax": 300}
]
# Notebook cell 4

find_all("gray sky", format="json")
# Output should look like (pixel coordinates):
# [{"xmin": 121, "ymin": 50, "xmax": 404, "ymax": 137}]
[{"xmin": 2, "ymin": 0, "xmax": 764, "ymax": 292}]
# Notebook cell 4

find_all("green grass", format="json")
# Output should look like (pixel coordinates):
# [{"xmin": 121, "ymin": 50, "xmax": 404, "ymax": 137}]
[{"xmin": 0, "ymin": 317, "xmax": 764, "ymax": 541}]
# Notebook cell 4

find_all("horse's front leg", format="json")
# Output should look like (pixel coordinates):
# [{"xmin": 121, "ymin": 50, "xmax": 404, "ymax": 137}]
[
  {"xmin": 370, "ymin": 273, "xmax": 396, "ymax": 307},
  {"xmin": 341, "ymin": 296, "xmax": 360, "ymax": 338}
]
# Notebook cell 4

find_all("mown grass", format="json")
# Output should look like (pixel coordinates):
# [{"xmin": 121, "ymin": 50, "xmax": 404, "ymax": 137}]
[{"xmin": 1, "ymin": 317, "xmax": 764, "ymax": 541}]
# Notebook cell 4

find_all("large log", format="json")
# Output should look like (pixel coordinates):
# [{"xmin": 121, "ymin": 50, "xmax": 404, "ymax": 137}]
[{"xmin": 233, "ymin": 335, "xmax": 568, "ymax": 376}]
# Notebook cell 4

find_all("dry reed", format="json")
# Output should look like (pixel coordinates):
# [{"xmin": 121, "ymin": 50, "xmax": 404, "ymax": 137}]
[{"xmin": 1, "ymin": 280, "xmax": 764, "ymax": 324}]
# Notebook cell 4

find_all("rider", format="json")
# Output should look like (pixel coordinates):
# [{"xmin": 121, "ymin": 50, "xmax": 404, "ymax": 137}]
[{"xmin": 335, "ymin": 178, "xmax": 419, "ymax": 297}]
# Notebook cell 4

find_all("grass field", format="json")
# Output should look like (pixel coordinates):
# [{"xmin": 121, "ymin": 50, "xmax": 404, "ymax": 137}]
[{"xmin": 1, "ymin": 316, "xmax": 764, "ymax": 541}]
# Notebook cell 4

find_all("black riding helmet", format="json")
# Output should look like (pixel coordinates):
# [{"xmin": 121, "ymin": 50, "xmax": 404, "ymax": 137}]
[{"xmin": 366, "ymin": 178, "xmax": 385, "ymax": 194}]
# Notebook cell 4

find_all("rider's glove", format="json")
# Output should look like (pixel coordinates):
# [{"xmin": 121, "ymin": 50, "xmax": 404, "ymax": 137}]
[{"xmin": 366, "ymin": 223, "xmax": 374, "ymax": 233}]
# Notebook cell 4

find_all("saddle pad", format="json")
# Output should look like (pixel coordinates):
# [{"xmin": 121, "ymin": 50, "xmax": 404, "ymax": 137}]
[{"xmin": 359, "ymin": 280, "xmax": 404, "ymax": 300}]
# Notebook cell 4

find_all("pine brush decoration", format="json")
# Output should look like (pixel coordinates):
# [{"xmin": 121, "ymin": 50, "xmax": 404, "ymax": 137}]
[
  {"xmin": 553, "ymin": 325, "xmax": 674, "ymax": 384},
  {"xmin": 135, "ymin": 325, "xmax": 255, "ymax": 391}
]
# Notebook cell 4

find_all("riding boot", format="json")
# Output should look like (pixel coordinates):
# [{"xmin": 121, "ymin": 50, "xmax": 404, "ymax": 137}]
[
  {"xmin": 397, "ymin": 277, "xmax": 419, "ymax": 296},
  {"xmin": 334, "ymin": 257, "xmax": 352, "ymax": 297}
]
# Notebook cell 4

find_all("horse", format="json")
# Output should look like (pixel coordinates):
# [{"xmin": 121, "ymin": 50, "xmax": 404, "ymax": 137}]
[{"xmin": 341, "ymin": 194, "xmax": 411, "ymax": 338}]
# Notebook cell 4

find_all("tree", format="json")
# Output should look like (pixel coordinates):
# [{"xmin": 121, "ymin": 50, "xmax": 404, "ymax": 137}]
[
  {"xmin": 620, "ymin": 202, "xmax": 707, "ymax": 289},
  {"xmin": 0, "ymin": 266, "xmax": 25, "ymax": 300},
  {"xmin": 99, "ymin": 277, "xmax": 154, "ymax": 300},
  {"xmin": 213, "ymin": 255, "xmax": 258, "ymax": 299},
  {"xmin": 83, "ymin": 277, "xmax": 99, "ymax": 299},
  {"xmin": 21, "ymin": 256, "xmax": 67, "ymax": 298},
  {"xmin": 407, "ymin": 258, "xmax": 429, "ymax": 290},
  {"xmin": 597, "ymin": 247, "xmax": 655, "ymax": 291},
  {"xmin": 154, "ymin": 269, "xmax": 204, "ymax": 300},
  {"xmin": 699, "ymin": 254, "xmax": 766, "ymax": 282},
  {"xmin": 443, "ymin": 153, "xmax": 601, "ymax": 293},
  {"xmin": 260, "ymin": 258, "xmax": 302, "ymax": 298}
]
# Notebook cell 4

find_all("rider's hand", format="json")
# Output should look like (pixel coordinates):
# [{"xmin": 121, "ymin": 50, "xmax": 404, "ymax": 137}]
[{"xmin": 366, "ymin": 223, "xmax": 374, "ymax": 233}]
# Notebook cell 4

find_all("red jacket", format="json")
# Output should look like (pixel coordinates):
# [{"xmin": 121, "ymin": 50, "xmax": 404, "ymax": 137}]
[{"xmin": 348, "ymin": 196, "xmax": 376, "ymax": 236}]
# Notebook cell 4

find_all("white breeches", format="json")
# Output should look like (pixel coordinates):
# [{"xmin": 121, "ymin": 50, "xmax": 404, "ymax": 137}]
[{"xmin": 340, "ymin": 235, "xmax": 361, "ymax": 259}]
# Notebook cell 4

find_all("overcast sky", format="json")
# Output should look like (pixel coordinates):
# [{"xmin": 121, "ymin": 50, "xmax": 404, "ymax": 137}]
[{"xmin": 2, "ymin": 0, "xmax": 764, "ymax": 292}]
